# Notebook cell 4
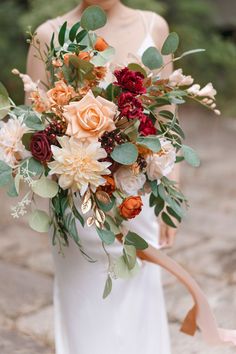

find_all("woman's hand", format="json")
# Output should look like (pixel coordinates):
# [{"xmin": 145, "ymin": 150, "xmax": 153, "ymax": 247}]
[{"xmin": 159, "ymin": 222, "xmax": 178, "ymax": 248}]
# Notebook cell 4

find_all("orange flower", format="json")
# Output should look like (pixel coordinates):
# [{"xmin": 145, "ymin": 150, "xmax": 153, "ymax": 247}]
[
  {"xmin": 47, "ymin": 81, "xmax": 76, "ymax": 106},
  {"xmin": 101, "ymin": 175, "xmax": 116, "ymax": 195},
  {"xmin": 52, "ymin": 59, "xmax": 63, "ymax": 67},
  {"xmin": 94, "ymin": 37, "xmax": 109, "ymax": 52},
  {"xmin": 63, "ymin": 53, "xmax": 76, "ymax": 66},
  {"xmin": 119, "ymin": 196, "xmax": 143, "ymax": 219},
  {"xmin": 78, "ymin": 51, "xmax": 90, "ymax": 61},
  {"xmin": 30, "ymin": 91, "xmax": 49, "ymax": 113}
]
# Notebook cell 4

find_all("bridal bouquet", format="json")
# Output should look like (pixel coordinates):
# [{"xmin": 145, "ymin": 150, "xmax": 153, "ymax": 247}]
[{"xmin": 0, "ymin": 6, "xmax": 219, "ymax": 296}]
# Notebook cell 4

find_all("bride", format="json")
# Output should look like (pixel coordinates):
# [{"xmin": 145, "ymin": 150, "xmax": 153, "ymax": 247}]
[{"xmin": 26, "ymin": 1, "xmax": 179, "ymax": 353}]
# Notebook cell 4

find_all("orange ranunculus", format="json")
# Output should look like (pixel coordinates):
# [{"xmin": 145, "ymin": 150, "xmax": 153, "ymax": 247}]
[
  {"xmin": 30, "ymin": 91, "xmax": 49, "ymax": 113},
  {"xmin": 47, "ymin": 80, "xmax": 76, "ymax": 106},
  {"xmin": 78, "ymin": 51, "xmax": 90, "ymax": 61},
  {"xmin": 119, "ymin": 196, "xmax": 143, "ymax": 219},
  {"xmin": 101, "ymin": 175, "xmax": 116, "ymax": 195},
  {"xmin": 94, "ymin": 37, "xmax": 109, "ymax": 52}
]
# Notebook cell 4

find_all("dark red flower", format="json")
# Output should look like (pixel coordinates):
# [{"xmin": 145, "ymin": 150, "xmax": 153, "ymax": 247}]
[
  {"xmin": 118, "ymin": 92, "xmax": 143, "ymax": 119},
  {"xmin": 139, "ymin": 115, "xmax": 157, "ymax": 136},
  {"xmin": 30, "ymin": 132, "xmax": 52, "ymax": 162},
  {"xmin": 114, "ymin": 67, "xmax": 146, "ymax": 95}
]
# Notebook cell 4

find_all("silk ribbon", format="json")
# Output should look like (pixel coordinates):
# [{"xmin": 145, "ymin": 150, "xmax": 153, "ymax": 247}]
[{"xmin": 136, "ymin": 245, "xmax": 236, "ymax": 346}]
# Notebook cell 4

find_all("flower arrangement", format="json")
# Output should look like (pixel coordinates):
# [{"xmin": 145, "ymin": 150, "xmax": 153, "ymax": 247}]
[{"xmin": 0, "ymin": 6, "xmax": 220, "ymax": 297}]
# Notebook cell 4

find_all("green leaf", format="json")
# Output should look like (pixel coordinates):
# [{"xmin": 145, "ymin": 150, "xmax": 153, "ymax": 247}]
[
  {"xmin": 123, "ymin": 244, "xmax": 137, "ymax": 270},
  {"xmin": 69, "ymin": 21, "xmax": 80, "ymax": 42},
  {"xmin": 0, "ymin": 161, "xmax": 12, "ymax": 187},
  {"xmin": 81, "ymin": 5, "xmax": 107, "ymax": 31},
  {"xmin": 159, "ymin": 110, "xmax": 174, "ymax": 120},
  {"xmin": 142, "ymin": 46, "xmax": 163, "ymax": 70},
  {"xmin": 125, "ymin": 231, "xmax": 148, "ymax": 250},
  {"xmin": 32, "ymin": 177, "xmax": 59, "ymax": 198},
  {"xmin": 22, "ymin": 133, "xmax": 33, "ymax": 150},
  {"xmin": 103, "ymin": 275, "xmax": 112, "ymax": 299},
  {"xmin": 166, "ymin": 206, "xmax": 181, "ymax": 223},
  {"xmin": 58, "ymin": 21, "xmax": 67, "ymax": 46},
  {"xmin": 24, "ymin": 113, "xmax": 44, "ymax": 130},
  {"xmin": 90, "ymin": 47, "xmax": 115, "ymax": 66},
  {"xmin": 137, "ymin": 136, "xmax": 161, "ymax": 153},
  {"xmin": 0, "ymin": 82, "xmax": 10, "ymax": 119},
  {"xmin": 127, "ymin": 63, "xmax": 147, "ymax": 77},
  {"xmin": 161, "ymin": 32, "xmax": 179, "ymax": 55},
  {"xmin": 29, "ymin": 210, "xmax": 51, "ymax": 233},
  {"xmin": 111, "ymin": 143, "xmax": 138, "ymax": 165},
  {"xmin": 72, "ymin": 205, "xmax": 84, "ymax": 227},
  {"xmin": 176, "ymin": 156, "xmax": 184, "ymax": 163},
  {"xmin": 105, "ymin": 215, "xmax": 120, "ymax": 235},
  {"xmin": 106, "ymin": 83, "xmax": 121, "ymax": 101},
  {"xmin": 154, "ymin": 198, "xmax": 165, "ymax": 217},
  {"xmin": 7, "ymin": 176, "xmax": 19, "ymax": 197},
  {"xmin": 114, "ymin": 255, "xmax": 139, "ymax": 279},
  {"xmin": 182, "ymin": 145, "xmax": 200, "ymax": 167},
  {"xmin": 76, "ymin": 29, "xmax": 88, "ymax": 43},
  {"xmin": 20, "ymin": 158, "xmax": 44, "ymax": 176},
  {"xmin": 161, "ymin": 211, "xmax": 177, "ymax": 228},
  {"xmin": 69, "ymin": 56, "xmax": 94, "ymax": 74},
  {"xmin": 150, "ymin": 180, "xmax": 158, "ymax": 197},
  {"xmin": 96, "ymin": 227, "xmax": 115, "ymax": 245},
  {"xmin": 96, "ymin": 196, "xmax": 115, "ymax": 212}
]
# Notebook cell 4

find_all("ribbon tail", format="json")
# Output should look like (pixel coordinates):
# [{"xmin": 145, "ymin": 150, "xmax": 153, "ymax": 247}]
[{"xmin": 137, "ymin": 245, "xmax": 236, "ymax": 346}]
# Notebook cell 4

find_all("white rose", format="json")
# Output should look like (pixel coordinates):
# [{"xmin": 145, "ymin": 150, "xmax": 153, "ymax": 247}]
[
  {"xmin": 146, "ymin": 139, "xmax": 176, "ymax": 181},
  {"xmin": 197, "ymin": 83, "xmax": 217, "ymax": 99},
  {"xmin": 114, "ymin": 166, "xmax": 146, "ymax": 195},
  {"xmin": 169, "ymin": 69, "xmax": 194, "ymax": 87}
]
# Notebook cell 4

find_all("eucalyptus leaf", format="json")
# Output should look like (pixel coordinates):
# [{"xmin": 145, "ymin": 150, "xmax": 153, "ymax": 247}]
[
  {"xmin": 125, "ymin": 231, "xmax": 148, "ymax": 250},
  {"xmin": 182, "ymin": 145, "xmax": 200, "ymax": 167},
  {"xmin": 90, "ymin": 47, "xmax": 115, "ymax": 66},
  {"xmin": 105, "ymin": 215, "xmax": 120, "ymax": 235},
  {"xmin": 32, "ymin": 177, "xmax": 59, "ymax": 198},
  {"xmin": 111, "ymin": 143, "xmax": 138, "ymax": 165},
  {"xmin": 20, "ymin": 158, "xmax": 44, "ymax": 176},
  {"xmin": 0, "ymin": 82, "xmax": 10, "ymax": 119},
  {"xmin": 123, "ymin": 244, "xmax": 136, "ymax": 270},
  {"xmin": 154, "ymin": 198, "xmax": 165, "ymax": 217},
  {"xmin": 24, "ymin": 112, "xmax": 44, "ymax": 130},
  {"xmin": 7, "ymin": 176, "xmax": 18, "ymax": 197},
  {"xmin": 81, "ymin": 5, "xmax": 107, "ymax": 31},
  {"xmin": 29, "ymin": 209, "xmax": 51, "ymax": 233},
  {"xmin": 114, "ymin": 255, "xmax": 139, "ymax": 279},
  {"xmin": 161, "ymin": 32, "xmax": 179, "ymax": 55},
  {"xmin": 0, "ymin": 161, "xmax": 12, "ymax": 187},
  {"xmin": 142, "ymin": 47, "xmax": 163, "ymax": 70},
  {"xmin": 103, "ymin": 275, "xmax": 112, "ymax": 299},
  {"xmin": 137, "ymin": 136, "xmax": 161, "ymax": 152},
  {"xmin": 127, "ymin": 63, "xmax": 147, "ymax": 77},
  {"xmin": 96, "ymin": 227, "xmax": 115, "ymax": 245}
]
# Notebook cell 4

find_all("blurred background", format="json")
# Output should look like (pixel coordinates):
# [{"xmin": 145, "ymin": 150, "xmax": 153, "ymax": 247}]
[{"xmin": 0, "ymin": 1, "xmax": 236, "ymax": 353}]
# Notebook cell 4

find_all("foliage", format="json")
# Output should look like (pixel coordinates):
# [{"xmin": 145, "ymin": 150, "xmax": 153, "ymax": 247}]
[{"xmin": 0, "ymin": 0, "xmax": 235, "ymax": 113}]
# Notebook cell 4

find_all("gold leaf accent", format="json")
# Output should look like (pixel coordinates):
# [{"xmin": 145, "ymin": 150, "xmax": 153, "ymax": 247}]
[
  {"xmin": 82, "ymin": 189, "xmax": 91, "ymax": 204},
  {"xmin": 95, "ymin": 191, "xmax": 111, "ymax": 204},
  {"xmin": 95, "ymin": 219, "xmax": 102, "ymax": 228},
  {"xmin": 87, "ymin": 216, "xmax": 95, "ymax": 227},
  {"xmin": 95, "ymin": 208, "xmax": 106, "ymax": 224},
  {"xmin": 81, "ymin": 198, "xmax": 92, "ymax": 214}
]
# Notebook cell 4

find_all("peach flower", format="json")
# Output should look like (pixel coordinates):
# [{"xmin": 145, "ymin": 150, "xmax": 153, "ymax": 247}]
[
  {"xmin": 63, "ymin": 90, "xmax": 117, "ymax": 141},
  {"xmin": 47, "ymin": 81, "xmax": 76, "ymax": 106},
  {"xmin": 30, "ymin": 90, "xmax": 50, "ymax": 113}
]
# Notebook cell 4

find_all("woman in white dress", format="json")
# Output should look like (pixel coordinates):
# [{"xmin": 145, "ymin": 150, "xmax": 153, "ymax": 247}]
[{"xmin": 26, "ymin": 1, "xmax": 178, "ymax": 353}]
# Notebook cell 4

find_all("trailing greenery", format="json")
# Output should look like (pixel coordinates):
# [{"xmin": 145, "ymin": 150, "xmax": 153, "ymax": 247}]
[{"xmin": 0, "ymin": 0, "xmax": 235, "ymax": 114}]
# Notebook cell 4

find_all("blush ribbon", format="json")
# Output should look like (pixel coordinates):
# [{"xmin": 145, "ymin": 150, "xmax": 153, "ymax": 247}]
[{"xmin": 137, "ymin": 245, "xmax": 236, "ymax": 346}]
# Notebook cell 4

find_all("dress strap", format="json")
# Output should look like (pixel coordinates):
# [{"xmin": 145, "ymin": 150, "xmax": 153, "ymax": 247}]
[{"xmin": 138, "ymin": 11, "xmax": 156, "ymax": 36}]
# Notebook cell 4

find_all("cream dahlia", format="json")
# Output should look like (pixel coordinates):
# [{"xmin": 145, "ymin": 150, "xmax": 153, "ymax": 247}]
[
  {"xmin": 48, "ymin": 136, "xmax": 111, "ymax": 194},
  {"xmin": 0, "ymin": 116, "xmax": 29, "ymax": 167}
]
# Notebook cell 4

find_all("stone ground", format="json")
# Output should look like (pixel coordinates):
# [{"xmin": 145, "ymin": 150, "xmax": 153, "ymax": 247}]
[{"xmin": 0, "ymin": 107, "xmax": 236, "ymax": 354}]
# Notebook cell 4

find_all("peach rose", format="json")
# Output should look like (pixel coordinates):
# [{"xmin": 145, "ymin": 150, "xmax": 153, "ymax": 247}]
[
  {"xmin": 94, "ymin": 37, "xmax": 109, "ymax": 51},
  {"xmin": 63, "ymin": 90, "xmax": 117, "ymax": 141},
  {"xmin": 47, "ymin": 81, "xmax": 76, "ymax": 106},
  {"xmin": 119, "ymin": 196, "xmax": 143, "ymax": 219}
]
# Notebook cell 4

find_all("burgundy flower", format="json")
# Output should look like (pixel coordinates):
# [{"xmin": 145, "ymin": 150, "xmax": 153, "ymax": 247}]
[
  {"xmin": 118, "ymin": 92, "xmax": 143, "ymax": 119},
  {"xmin": 114, "ymin": 67, "xmax": 146, "ymax": 95},
  {"xmin": 139, "ymin": 114, "xmax": 157, "ymax": 136},
  {"xmin": 30, "ymin": 132, "xmax": 52, "ymax": 162}
]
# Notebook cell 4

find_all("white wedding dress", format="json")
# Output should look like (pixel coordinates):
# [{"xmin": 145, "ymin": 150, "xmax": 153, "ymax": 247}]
[{"xmin": 49, "ymin": 11, "xmax": 171, "ymax": 354}]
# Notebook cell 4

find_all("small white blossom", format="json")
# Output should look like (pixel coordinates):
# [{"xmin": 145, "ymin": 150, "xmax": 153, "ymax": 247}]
[{"xmin": 169, "ymin": 69, "xmax": 194, "ymax": 87}]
